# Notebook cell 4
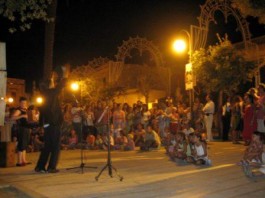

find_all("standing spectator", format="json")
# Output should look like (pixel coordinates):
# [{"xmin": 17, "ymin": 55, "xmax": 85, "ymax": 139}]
[
  {"xmin": 222, "ymin": 96, "xmax": 231, "ymax": 141},
  {"xmin": 242, "ymin": 94, "xmax": 257, "ymax": 146},
  {"xmin": 230, "ymin": 96, "xmax": 242, "ymax": 144},
  {"xmin": 94, "ymin": 102, "xmax": 108, "ymax": 135},
  {"xmin": 61, "ymin": 104, "xmax": 73, "ymax": 138},
  {"xmin": 193, "ymin": 98, "xmax": 203, "ymax": 124},
  {"xmin": 256, "ymin": 84, "xmax": 265, "ymax": 133},
  {"xmin": 202, "ymin": 94, "xmax": 215, "ymax": 142},
  {"xmin": 112, "ymin": 104, "xmax": 126, "ymax": 131},
  {"xmin": 125, "ymin": 106, "xmax": 134, "ymax": 134},
  {"xmin": 11, "ymin": 97, "xmax": 31, "ymax": 166},
  {"xmin": 71, "ymin": 102, "xmax": 82, "ymax": 143},
  {"xmin": 83, "ymin": 105, "xmax": 96, "ymax": 138},
  {"xmin": 141, "ymin": 104, "xmax": 151, "ymax": 129}
]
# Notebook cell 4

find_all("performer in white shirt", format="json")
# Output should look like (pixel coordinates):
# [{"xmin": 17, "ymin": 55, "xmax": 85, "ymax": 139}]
[{"xmin": 203, "ymin": 94, "xmax": 215, "ymax": 141}]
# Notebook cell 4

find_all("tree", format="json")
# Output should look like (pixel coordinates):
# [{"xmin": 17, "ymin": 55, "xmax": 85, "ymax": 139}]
[
  {"xmin": 0, "ymin": 0, "xmax": 52, "ymax": 33},
  {"xmin": 192, "ymin": 36, "xmax": 256, "ymax": 94},
  {"xmin": 232, "ymin": 0, "xmax": 265, "ymax": 24},
  {"xmin": 43, "ymin": 0, "xmax": 57, "ymax": 80},
  {"xmin": 192, "ymin": 36, "xmax": 257, "ymax": 134}
]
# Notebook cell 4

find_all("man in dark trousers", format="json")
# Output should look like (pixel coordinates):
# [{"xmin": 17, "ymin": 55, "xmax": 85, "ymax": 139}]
[{"xmin": 35, "ymin": 67, "xmax": 68, "ymax": 173}]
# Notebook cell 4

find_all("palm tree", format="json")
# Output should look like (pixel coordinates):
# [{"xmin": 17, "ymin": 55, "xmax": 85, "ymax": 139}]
[{"xmin": 43, "ymin": 0, "xmax": 58, "ymax": 80}]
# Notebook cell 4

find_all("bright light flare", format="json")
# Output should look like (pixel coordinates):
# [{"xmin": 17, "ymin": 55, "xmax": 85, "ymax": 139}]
[
  {"xmin": 7, "ymin": 97, "xmax": 14, "ymax": 103},
  {"xmin": 71, "ymin": 82, "xmax": 79, "ymax": 91},
  {"xmin": 36, "ymin": 97, "xmax": 43, "ymax": 105},
  {"xmin": 172, "ymin": 39, "xmax": 187, "ymax": 53}
]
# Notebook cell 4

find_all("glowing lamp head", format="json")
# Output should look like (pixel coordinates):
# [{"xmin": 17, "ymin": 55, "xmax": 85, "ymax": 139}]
[
  {"xmin": 173, "ymin": 39, "xmax": 187, "ymax": 53},
  {"xmin": 36, "ymin": 97, "xmax": 43, "ymax": 105},
  {"xmin": 71, "ymin": 82, "xmax": 79, "ymax": 91},
  {"xmin": 7, "ymin": 97, "xmax": 14, "ymax": 103}
]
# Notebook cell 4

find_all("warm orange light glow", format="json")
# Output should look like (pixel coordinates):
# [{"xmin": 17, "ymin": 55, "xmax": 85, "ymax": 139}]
[
  {"xmin": 172, "ymin": 39, "xmax": 187, "ymax": 53},
  {"xmin": 71, "ymin": 82, "xmax": 79, "ymax": 91},
  {"xmin": 7, "ymin": 97, "xmax": 14, "ymax": 103},
  {"xmin": 36, "ymin": 97, "xmax": 43, "ymax": 105}
]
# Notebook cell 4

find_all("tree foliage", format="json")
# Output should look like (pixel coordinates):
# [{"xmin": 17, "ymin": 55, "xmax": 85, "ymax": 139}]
[
  {"xmin": 192, "ymin": 36, "xmax": 256, "ymax": 94},
  {"xmin": 232, "ymin": 0, "xmax": 265, "ymax": 24},
  {"xmin": 0, "ymin": 0, "xmax": 52, "ymax": 33}
]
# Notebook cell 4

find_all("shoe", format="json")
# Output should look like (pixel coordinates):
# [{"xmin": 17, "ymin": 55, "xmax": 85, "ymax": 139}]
[
  {"xmin": 47, "ymin": 169, "xmax": 59, "ymax": 173},
  {"xmin": 16, "ymin": 163, "xmax": 26, "ymax": 167},
  {"xmin": 35, "ymin": 167, "xmax": 47, "ymax": 173}
]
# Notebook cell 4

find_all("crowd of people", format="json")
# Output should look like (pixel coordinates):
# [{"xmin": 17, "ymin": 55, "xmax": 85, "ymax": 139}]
[{"xmin": 2, "ymin": 82, "xmax": 265, "ymax": 172}]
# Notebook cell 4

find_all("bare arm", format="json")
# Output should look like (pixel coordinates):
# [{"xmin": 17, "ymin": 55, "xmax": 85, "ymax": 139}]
[{"xmin": 10, "ymin": 110, "xmax": 27, "ymax": 121}]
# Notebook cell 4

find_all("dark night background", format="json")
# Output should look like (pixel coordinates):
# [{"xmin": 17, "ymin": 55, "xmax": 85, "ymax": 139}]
[{"xmin": 0, "ymin": 0, "xmax": 265, "ymax": 92}]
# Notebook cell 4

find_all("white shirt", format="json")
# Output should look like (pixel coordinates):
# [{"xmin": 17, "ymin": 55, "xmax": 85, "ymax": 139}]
[
  {"xmin": 71, "ymin": 107, "xmax": 82, "ymax": 123},
  {"xmin": 203, "ymin": 100, "xmax": 215, "ymax": 114}
]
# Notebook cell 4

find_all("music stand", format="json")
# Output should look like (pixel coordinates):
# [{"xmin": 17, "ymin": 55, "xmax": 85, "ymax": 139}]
[
  {"xmin": 95, "ymin": 106, "xmax": 123, "ymax": 181},
  {"xmin": 66, "ymin": 81, "xmax": 97, "ymax": 173}
]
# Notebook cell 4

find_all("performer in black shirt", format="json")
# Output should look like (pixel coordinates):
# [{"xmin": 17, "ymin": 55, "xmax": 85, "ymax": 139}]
[{"xmin": 35, "ymin": 67, "xmax": 68, "ymax": 173}]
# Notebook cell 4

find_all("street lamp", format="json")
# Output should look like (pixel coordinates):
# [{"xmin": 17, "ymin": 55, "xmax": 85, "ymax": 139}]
[
  {"xmin": 7, "ymin": 97, "xmax": 14, "ymax": 104},
  {"xmin": 71, "ymin": 82, "xmax": 79, "ymax": 92},
  {"xmin": 36, "ymin": 97, "xmax": 43, "ymax": 105},
  {"xmin": 172, "ymin": 39, "xmax": 187, "ymax": 53},
  {"xmin": 172, "ymin": 28, "xmax": 194, "ymax": 123}
]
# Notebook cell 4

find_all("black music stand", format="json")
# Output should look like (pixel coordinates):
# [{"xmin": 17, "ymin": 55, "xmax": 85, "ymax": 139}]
[{"xmin": 95, "ymin": 106, "xmax": 123, "ymax": 181}]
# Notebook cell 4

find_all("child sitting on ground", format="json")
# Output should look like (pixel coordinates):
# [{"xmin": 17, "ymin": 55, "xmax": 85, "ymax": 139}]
[
  {"xmin": 181, "ymin": 121, "xmax": 195, "ymax": 137},
  {"xmin": 187, "ymin": 133, "xmax": 210, "ymax": 165},
  {"xmin": 114, "ymin": 130, "xmax": 128, "ymax": 150},
  {"xmin": 102, "ymin": 131, "xmax": 115, "ymax": 150},
  {"xmin": 86, "ymin": 134, "xmax": 95, "ymax": 149},
  {"xmin": 237, "ymin": 131, "xmax": 264, "ymax": 165},
  {"xmin": 94, "ymin": 134, "xmax": 103, "ymax": 150},
  {"xmin": 175, "ymin": 132, "xmax": 188, "ymax": 160},
  {"xmin": 124, "ymin": 134, "xmax": 135, "ymax": 151},
  {"xmin": 68, "ymin": 129, "xmax": 78, "ymax": 149},
  {"xmin": 165, "ymin": 133, "xmax": 177, "ymax": 160}
]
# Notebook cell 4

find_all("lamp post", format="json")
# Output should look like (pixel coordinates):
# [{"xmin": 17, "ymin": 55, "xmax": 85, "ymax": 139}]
[{"xmin": 172, "ymin": 28, "xmax": 194, "ymax": 123}]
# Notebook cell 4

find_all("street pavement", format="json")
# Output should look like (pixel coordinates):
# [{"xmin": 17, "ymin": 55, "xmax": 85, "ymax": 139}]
[{"xmin": 0, "ymin": 142, "xmax": 265, "ymax": 198}]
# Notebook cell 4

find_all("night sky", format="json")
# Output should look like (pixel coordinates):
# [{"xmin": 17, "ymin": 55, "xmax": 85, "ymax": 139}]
[{"xmin": 0, "ymin": 0, "xmax": 265, "ymax": 92}]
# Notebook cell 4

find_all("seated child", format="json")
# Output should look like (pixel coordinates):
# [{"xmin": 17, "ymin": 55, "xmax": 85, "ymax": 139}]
[
  {"xmin": 94, "ymin": 134, "xmax": 103, "ymax": 150},
  {"xmin": 181, "ymin": 121, "xmax": 195, "ymax": 137},
  {"xmin": 134, "ymin": 123, "xmax": 146, "ymax": 147},
  {"xmin": 114, "ymin": 130, "xmax": 128, "ymax": 150},
  {"xmin": 175, "ymin": 132, "xmax": 188, "ymax": 160},
  {"xmin": 86, "ymin": 134, "xmax": 95, "ymax": 149},
  {"xmin": 124, "ymin": 134, "xmax": 135, "ymax": 151},
  {"xmin": 102, "ymin": 131, "xmax": 115, "ymax": 150},
  {"xmin": 187, "ymin": 133, "xmax": 210, "ymax": 165},
  {"xmin": 166, "ymin": 133, "xmax": 177, "ymax": 160},
  {"xmin": 237, "ymin": 131, "xmax": 264, "ymax": 165},
  {"xmin": 68, "ymin": 129, "xmax": 78, "ymax": 149}
]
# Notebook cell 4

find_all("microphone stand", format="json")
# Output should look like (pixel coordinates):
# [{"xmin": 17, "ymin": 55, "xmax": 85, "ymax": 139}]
[
  {"xmin": 95, "ymin": 106, "xmax": 123, "ymax": 181},
  {"xmin": 66, "ymin": 86, "xmax": 97, "ymax": 173}
]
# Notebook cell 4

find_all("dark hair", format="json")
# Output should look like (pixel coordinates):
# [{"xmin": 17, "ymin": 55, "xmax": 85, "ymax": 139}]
[
  {"xmin": 246, "ymin": 93, "xmax": 254, "ymax": 104},
  {"xmin": 253, "ymin": 131, "xmax": 264, "ymax": 143},
  {"xmin": 177, "ymin": 132, "xmax": 186, "ymax": 140},
  {"xmin": 19, "ymin": 97, "xmax": 27, "ymax": 102}
]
